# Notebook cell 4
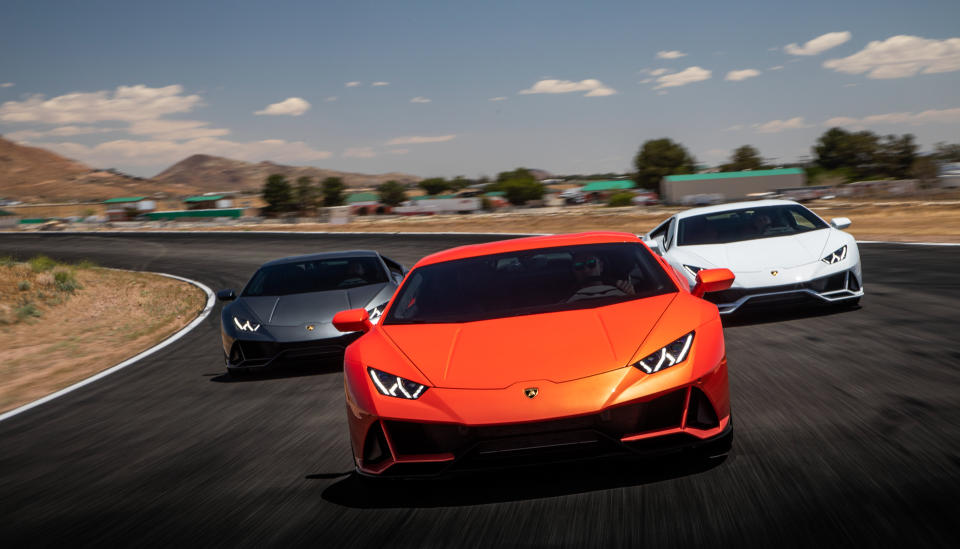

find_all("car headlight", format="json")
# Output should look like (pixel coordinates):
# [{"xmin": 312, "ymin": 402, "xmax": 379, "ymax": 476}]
[
  {"xmin": 683, "ymin": 264, "xmax": 705, "ymax": 276},
  {"xmin": 368, "ymin": 367, "xmax": 428, "ymax": 399},
  {"xmin": 821, "ymin": 245, "xmax": 847, "ymax": 264},
  {"xmin": 633, "ymin": 332, "xmax": 694, "ymax": 374},
  {"xmin": 367, "ymin": 302, "xmax": 389, "ymax": 325},
  {"xmin": 233, "ymin": 316, "xmax": 260, "ymax": 332}
]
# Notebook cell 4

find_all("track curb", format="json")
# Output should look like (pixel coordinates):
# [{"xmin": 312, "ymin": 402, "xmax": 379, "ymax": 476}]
[{"xmin": 0, "ymin": 270, "xmax": 216, "ymax": 423}]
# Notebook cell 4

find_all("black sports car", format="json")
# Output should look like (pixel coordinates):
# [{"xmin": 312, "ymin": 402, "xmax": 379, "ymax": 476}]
[{"xmin": 217, "ymin": 250, "xmax": 405, "ymax": 374}]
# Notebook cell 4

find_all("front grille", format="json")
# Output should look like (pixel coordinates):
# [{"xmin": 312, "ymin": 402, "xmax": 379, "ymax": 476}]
[
  {"xmin": 706, "ymin": 270, "xmax": 850, "ymax": 305},
  {"xmin": 383, "ymin": 388, "xmax": 687, "ymax": 458},
  {"xmin": 231, "ymin": 333, "xmax": 362, "ymax": 366}
]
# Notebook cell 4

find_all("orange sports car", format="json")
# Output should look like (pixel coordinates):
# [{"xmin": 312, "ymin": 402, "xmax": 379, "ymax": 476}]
[{"xmin": 332, "ymin": 232, "xmax": 735, "ymax": 477}]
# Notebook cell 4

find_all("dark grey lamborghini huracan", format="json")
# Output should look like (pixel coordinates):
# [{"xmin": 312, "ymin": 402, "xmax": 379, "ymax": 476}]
[{"xmin": 217, "ymin": 250, "xmax": 405, "ymax": 374}]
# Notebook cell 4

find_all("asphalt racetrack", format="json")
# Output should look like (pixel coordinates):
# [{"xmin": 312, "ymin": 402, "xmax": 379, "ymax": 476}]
[{"xmin": 1, "ymin": 233, "xmax": 958, "ymax": 547}]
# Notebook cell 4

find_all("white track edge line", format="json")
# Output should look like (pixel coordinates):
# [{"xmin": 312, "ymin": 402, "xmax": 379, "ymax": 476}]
[
  {"xmin": 15, "ymin": 230, "xmax": 960, "ymax": 245},
  {"xmin": 0, "ymin": 271, "xmax": 216, "ymax": 423}
]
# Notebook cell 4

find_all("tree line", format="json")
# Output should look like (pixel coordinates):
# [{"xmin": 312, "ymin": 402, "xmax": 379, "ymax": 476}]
[{"xmin": 633, "ymin": 131, "xmax": 960, "ymax": 192}]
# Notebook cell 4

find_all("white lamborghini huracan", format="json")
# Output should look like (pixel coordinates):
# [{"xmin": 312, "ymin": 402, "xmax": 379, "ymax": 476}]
[{"xmin": 643, "ymin": 199, "xmax": 863, "ymax": 314}]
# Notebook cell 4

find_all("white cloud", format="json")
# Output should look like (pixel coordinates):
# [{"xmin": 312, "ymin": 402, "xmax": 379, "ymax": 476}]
[
  {"xmin": 386, "ymin": 134, "xmax": 456, "ymax": 145},
  {"xmin": 345, "ymin": 81, "xmax": 361, "ymax": 87},
  {"xmin": 489, "ymin": 96, "xmax": 508, "ymax": 101},
  {"xmin": 654, "ymin": 66, "xmax": 711, "ymax": 89},
  {"xmin": 343, "ymin": 147, "xmax": 376, "ymax": 158},
  {"xmin": 823, "ymin": 35, "xmax": 960, "ymax": 79},
  {"xmin": 723, "ymin": 124, "xmax": 744, "ymax": 131},
  {"xmin": 768, "ymin": 65, "xmax": 785, "ymax": 71},
  {"xmin": 824, "ymin": 107, "xmax": 960, "ymax": 128},
  {"xmin": 41, "ymin": 137, "xmax": 332, "ymax": 168},
  {"xmin": 0, "ymin": 83, "xmax": 13, "ymax": 88},
  {"xmin": 657, "ymin": 50, "xmax": 687, "ymax": 59},
  {"xmin": 752, "ymin": 117, "xmax": 811, "ymax": 133},
  {"xmin": 410, "ymin": 96, "xmax": 432, "ymax": 103},
  {"xmin": 127, "ymin": 119, "xmax": 230, "ymax": 139},
  {"xmin": 785, "ymin": 31, "xmax": 851, "ymax": 56},
  {"xmin": 649, "ymin": 68, "xmax": 670, "ymax": 76},
  {"xmin": 0, "ymin": 84, "xmax": 201, "ymax": 123},
  {"xmin": 518, "ymin": 78, "xmax": 617, "ymax": 97},
  {"xmin": 4, "ymin": 125, "xmax": 115, "ymax": 140},
  {"xmin": 371, "ymin": 81, "xmax": 390, "ymax": 87},
  {"xmin": 388, "ymin": 148, "xmax": 410, "ymax": 155},
  {"xmin": 325, "ymin": 96, "xmax": 338, "ymax": 102},
  {"xmin": 638, "ymin": 78, "xmax": 654, "ymax": 84},
  {"xmin": 726, "ymin": 69, "xmax": 761, "ymax": 81},
  {"xmin": 254, "ymin": 97, "xmax": 310, "ymax": 116}
]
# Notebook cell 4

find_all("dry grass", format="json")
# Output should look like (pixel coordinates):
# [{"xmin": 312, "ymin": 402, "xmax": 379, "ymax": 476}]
[{"xmin": 0, "ymin": 258, "xmax": 206, "ymax": 414}]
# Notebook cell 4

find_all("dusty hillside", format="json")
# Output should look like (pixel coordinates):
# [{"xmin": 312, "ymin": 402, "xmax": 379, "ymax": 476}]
[
  {"xmin": 153, "ymin": 154, "xmax": 421, "ymax": 192},
  {"xmin": 0, "ymin": 137, "xmax": 192, "ymax": 202}
]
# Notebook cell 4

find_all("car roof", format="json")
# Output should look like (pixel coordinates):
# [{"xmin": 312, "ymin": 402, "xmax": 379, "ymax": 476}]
[
  {"xmin": 414, "ymin": 232, "xmax": 642, "ymax": 268},
  {"xmin": 261, "ymin": 250, "xmax": 380, "ymax": 267},
  {"xmin": 675, "ymin": 199, "xmax": 803, "ymax": 219}
]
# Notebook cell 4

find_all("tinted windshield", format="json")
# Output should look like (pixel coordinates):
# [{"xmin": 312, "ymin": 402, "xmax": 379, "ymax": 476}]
[
  {"xmin": 677, "ymin": 204, "xmax": 828, "ymax": 246},
  {"xmin": 242, "ymin": 257, "xmax": 387, "ymax": 297},
  {"xmin": 384, "ymin": 242, "xmax": 676, "ymax": 324}
]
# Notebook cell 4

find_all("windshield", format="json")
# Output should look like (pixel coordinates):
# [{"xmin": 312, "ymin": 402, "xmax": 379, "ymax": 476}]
[
  {"xmin": 242, "ymin": 257, "xmax": 387, "ymax": 297},
  {"xmin": 384, "ymin": 242, "xmax": 676, "ymax": 324},
  {"xmin": 677, "ymin": 204, "xmax": 828, "ymax": 246}
]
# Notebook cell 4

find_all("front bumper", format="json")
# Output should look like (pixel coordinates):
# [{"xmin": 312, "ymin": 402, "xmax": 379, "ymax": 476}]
[
  {"xmin": 705, "ymin": 269, "xmax": 863, "ymax": 314},
  {"xmin": 350, "ymin": 363, "xmax": 731, "ymax": 477},
  {"xmin": 226, "ymin": 333, "xmax": 362, "ymax": 370}
]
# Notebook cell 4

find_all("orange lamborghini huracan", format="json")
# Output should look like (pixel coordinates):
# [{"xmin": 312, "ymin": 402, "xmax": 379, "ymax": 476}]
[{"xmin": 332, "ymin": 232, "xmax": 735, "ymax": 477}]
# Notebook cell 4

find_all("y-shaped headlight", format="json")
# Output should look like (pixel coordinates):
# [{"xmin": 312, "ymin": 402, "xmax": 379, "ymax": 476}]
[
  {"xmin": 368, "ymin": 367, "xmax": 428, "ymax": 399},
  {"xmin": 634, "ymin": 332, "xmax": 694, "ymax": 374},
  {"xmin": 233, "ymin": 316, "xmax": 260, "ymax": 332},
  {"xmin": 821, "ymin": 245, "xmax": 847, "ymax": 264}
]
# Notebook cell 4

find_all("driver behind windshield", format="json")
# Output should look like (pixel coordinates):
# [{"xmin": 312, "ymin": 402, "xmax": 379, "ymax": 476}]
[{"xmin": 568, "ymin": 252, "xmax": 635, "ymax": 302}]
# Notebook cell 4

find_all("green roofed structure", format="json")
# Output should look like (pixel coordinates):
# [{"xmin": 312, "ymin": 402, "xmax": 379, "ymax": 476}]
[
  {"xmin": 346, "ymin": 192, "xmax": 380, "ymax": 204},
  {"xmin": 580, "ymin": 180, "xmax": 636, "ymax": 193},
  {"xmin": 661, "ymin": 168, "xmax": 805, "ymax": 204},
  {"xmin": 185, "ymin": 195, "xmax": 225, "ymax": 202},
  {"xmin": 103, "ymin": 196, "xmax": 147, "ymax": 204}
]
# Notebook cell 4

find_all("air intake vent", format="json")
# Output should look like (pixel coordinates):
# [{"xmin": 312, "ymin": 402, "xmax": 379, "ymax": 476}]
[
  {"xmin": 363, "ymin": 422, "xmax": 390, "ymax": 465},
  {"xmin": 686, "ymin": 387, "xmax": 719, "ymax": 430}
]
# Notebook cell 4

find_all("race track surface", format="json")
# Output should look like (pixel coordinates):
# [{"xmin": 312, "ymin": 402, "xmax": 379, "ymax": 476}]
[{"xmin": 0, "ymin": 233, "xmax": 958, "ymax": 547}]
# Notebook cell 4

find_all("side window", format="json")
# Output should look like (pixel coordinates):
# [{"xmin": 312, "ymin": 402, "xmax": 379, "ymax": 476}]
[
  {"xmin": 381, "ymin": 255, "xmax": 406, "ymax": 284},
  {"xmin": 663, "ymin": 218, "xmax": 676, "ymax": 251},
  {"xmin": 790, "ymin": 210, "xmax": 817, "ymax": 230},
  {"xmin": 648, "ymin": 220, "xmax": 669, "ymax": 241}
]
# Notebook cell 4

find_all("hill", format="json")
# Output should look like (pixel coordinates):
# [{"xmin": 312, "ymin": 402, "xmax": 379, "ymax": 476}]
[
  {"xmin": 0, "ymin": 137, "xmax": 193, "ymax": 203},
  {"xmin": 153, "ymin": 154, "xmax": 421, "ymax": 192}
]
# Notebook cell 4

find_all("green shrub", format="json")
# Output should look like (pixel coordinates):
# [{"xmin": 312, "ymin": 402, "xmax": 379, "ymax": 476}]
[
  {"xmin": 16, "ymin": 301, "xmax": 41, "ymax": 320},
  {"xmin": 29, "ymin": 255, "xmax": 57, "ymax": 272},
  {"xmin": 75, "ymin": 259, "xmax": 97, "ymax": 270},
  {"xmin": 54, "ymin": 270, "xmax": 82, "ymax": 293},
  {"xmin": 18, "ymin": 280, "xmax": 31, "ymax": 291},
  {"xmin": 0, "ymin": 256, "xmax": 16, "ymax": 267},
  {"xmin": 607, "ymin": 192, "xmax": 635, "ymax": 207}
]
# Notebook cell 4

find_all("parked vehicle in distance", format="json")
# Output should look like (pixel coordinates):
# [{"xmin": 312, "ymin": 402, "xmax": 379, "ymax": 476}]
[
  {"xmin": 217, "ymin": 251, "xmax": 405, "ymax": 374},
  {"xmin": 644, "ymin": 199, "xmax": 862, "ymax": 314},
  {"xmin": 331, "ymin": 232, "xmax": 735, "ymax": 477}
]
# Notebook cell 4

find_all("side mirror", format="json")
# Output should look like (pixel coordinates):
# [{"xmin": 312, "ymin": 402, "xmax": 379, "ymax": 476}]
[
  {"xmin": 830, "ymin": 217, "xmax": 852, "ymax": 230},
  {"xmin": 644, "ymin": 237, "xmax": 661, "ymax": 253},
  {"xmin": 333, "ymin": 308, "xmax": 373, "ymax": 334},
  {"xmin": 217, "ymin": 289, "xmax": 237, "ymax": 302},
  {"xmin": 692, "ymin": 268, "xmax": 735, "ymax": 298}
]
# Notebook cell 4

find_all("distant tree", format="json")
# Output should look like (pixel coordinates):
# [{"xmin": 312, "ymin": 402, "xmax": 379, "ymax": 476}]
[
  {"xmin": 377, "ymin": 180, "xmax": 408, "ymax": 207},
  {"xmin": 721, "ymin": 145, "xmax": 767, "ymax": 172},
  {"xmin": 418, "ymin": 177, "xmax": 451, "ymax": 195},
  {"xmin": 933, "ymin": 142, "xmax": 960, "ymax": 162},
  {"xmin": 262, "ymin": 174, "xmax": 294, "ymax": 215},
  {"xmin": 876, "ymin": 134, "xmax": 917, "ymax": 179},
  {"xmin": 813, "ymin": 128, "xmax": 880, "ymax": 178},
  {"xmin": 500, "ymin": 178, "xmax": 545, "ymax": 205},
  {"xmin": 295, "ymin": 176, "xmax": 317, "ymax": 212},
  {"xmin": 633, "ymin": 138, "xmax": 695, "ymax": 191},
  {"xmin": 449, "ymin": 176, "xmax": 471, "ymax": 191},
  {"xmin": 496, "ymin": 167, "xmax": 534, "ymax": 183},
  {"xmin": 607, "ymin": 192, "xmax": 635, "ymax": 207},
  {"xmin": 321, "ymin": 177, "xmax": 346, "ymax": 206},
  {"xmin": 911, "ymin": 155, "xmax": 940, "ymax": 188}
]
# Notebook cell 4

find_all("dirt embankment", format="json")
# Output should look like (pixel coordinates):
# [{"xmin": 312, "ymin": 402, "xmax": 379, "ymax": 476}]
[{"xmin": 0, "ymin": 256, "xmax": 206, "ymax": 414}]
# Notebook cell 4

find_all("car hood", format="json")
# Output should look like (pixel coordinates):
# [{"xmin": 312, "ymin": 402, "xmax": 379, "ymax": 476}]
[
  {"xmin": 238, "ymin": 283, "xmax": 390, "ymax": 326},
  {"xmin": 381, "ymin": 293, "xmax": 677, "ymax": 389},
  {"xmin": 677, "ymin": 229, "xmax": 831, "ymax": 272}
]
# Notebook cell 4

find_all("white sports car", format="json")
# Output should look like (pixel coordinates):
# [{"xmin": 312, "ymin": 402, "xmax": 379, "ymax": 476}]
[{"xmin": 643, "ymin": 199, "xmax": 863, "ymax": 314}]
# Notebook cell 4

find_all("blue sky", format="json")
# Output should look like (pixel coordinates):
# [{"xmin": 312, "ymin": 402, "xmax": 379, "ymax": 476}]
[{"xmin": 1, "ymin": 0, "xmax": 959, "ymax": 178}]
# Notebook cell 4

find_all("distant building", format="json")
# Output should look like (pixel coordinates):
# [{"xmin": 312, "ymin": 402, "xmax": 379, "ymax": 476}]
[
  {"xmin": 184, "ymin": 194, "xmax": 234, "ymax": 210},
  {"xmin": 578, "ymin": 180, "xmax": 636, "ymax": 202},
  {"xmin": 103, "ymin": 196, "xmax": 156, "ymax": 221},
  {"xmin": 346, "ymin": 192, "xmax": 390, "ymax": 215},
  {"xmin": 0, "ymin": 209, "xmax": 19, "ymax": 228},
  {"xmin": 661, "ymin": 168, "xmax": 805, "ymax": 204}
]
